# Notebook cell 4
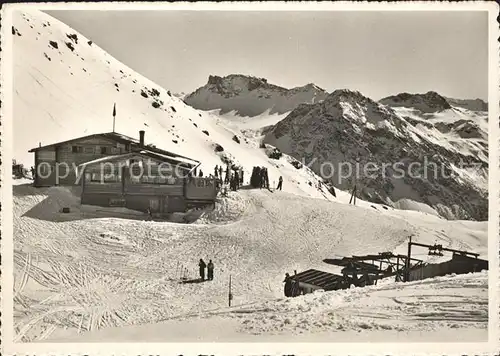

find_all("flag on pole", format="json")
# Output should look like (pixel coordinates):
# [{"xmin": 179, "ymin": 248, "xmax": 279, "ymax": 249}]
[{"xmin": 112, "ymin": 103, "xmax": 116, "ymax": 132}]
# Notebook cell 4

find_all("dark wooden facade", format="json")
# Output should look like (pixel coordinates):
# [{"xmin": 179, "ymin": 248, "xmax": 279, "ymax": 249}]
[
  {"xmin": 32, "ymin": 136, "xmax": 132, "ymax": 186},
  {"xmin": 290, "ymin": 269, "xmax": 349, "ymax": 296},
  {"xmin": 80, "ymin": 152, "xmax": 217, "ymax": 215},
  {"xmin": 29, "ymin": 131, "xmax": 198, "ymax": 188},
  {"xmin": 407, "ymin": 253, "xmax": 488, "ymax": 282}
]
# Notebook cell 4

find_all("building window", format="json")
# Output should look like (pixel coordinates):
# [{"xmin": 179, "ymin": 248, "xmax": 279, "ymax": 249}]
[
  {"xmin": 99, "ymin": 147, "xmax": 111, "ymax": 155},
  {"xmin": 40, "ymin": 164, "xmax": 50, "ymax": 175},
  {"xmin": 91, "ymin": 173, "xmax": 101, "ymax": 182},
  {"xmin": 109, "ymin": 198, "xmax": 126, "ymax": 207},
  {"xmin": 129, "ymin": 159, "xmax": 143, "ymax": 168},
  {"xmin": 72, "ymin": 146, "xmax": 83, "ymax": 153},
  {"xmin": 103, "ymin": 174, "xmax": 119, "ymax": 183},
  {"xmin": 84, "ymin": 147, "xmax": 94, "ymax": 154},
  {"xmin": 130, "ymin": 175, "xmax": 141, "ymax": 184}
]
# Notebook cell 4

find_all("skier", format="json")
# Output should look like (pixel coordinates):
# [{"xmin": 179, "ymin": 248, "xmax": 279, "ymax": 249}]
[
  {"xmin": 277, "ymin": 176, "xmax": 283, "ymax": 191},
  {"xmin": 207, "ymin": 260, "xmax": 214, "ymax": 281},
  {"xmin": 225, "ymin": 165, "xmax": 230, "ymax": 184},
  {"xmin": 234, "ymin": 170, "xmax": 240, "ymax": 190},
  {"xmin": 283, "ymin": 273, "xmax": 292, "ymax": 297},
  {"xmin": 199, "ymin": 259, "xmax": 207, "ymax": 281},
  {"xmin": 230, "ymin": 174, "xmax": 236, "ymax": 191}
]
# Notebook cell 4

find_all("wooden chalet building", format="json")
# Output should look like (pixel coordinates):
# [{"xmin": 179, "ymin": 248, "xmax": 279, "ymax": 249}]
[{"xmin": 29, "ymin": 130, "xmax": 217, "ymax": 215}]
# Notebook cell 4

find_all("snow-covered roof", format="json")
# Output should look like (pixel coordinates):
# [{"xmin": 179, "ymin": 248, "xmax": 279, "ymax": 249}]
[
  {"xmin": 138, "ymin": 149, "xmax": 199, "ymax": 167},
  {"xmin": 29, "ymin": 131, "xmax": 200, "ymax": 165},
  {"xmin": 77, "ymin": 153, "xmax": 136, "ymax": 169},
  {"xmin": 77, "ymin": 150, "xmax": 196, "ymax": 172}
]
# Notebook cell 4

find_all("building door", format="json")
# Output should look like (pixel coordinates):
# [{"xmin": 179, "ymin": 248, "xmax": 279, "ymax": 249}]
[
  {"xmin": 163, "ymin": 196, "xmax": 169, "ymax": 214},
  {"xmin": 149, "ymin": 198, "xmax": 160, "ymax": 212}
]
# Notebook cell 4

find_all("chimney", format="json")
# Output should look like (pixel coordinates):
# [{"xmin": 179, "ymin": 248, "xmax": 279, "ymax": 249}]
[{"xmin": 139, "ymin": 130, "xmax": 145, "ymax": 147}]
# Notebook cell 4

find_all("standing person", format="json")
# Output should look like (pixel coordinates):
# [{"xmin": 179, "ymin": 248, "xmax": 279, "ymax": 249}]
[
  {"xmin": 277, "ymin": 176, "xmax": 283, "ymax": 191},
  {"xmin": 234, "ymin": 170, "xmax": 240, "ymax": 190},
  {"xmin": 199, "ymin": 170, "xmax": 204, "ymax": 178},
  {"xmin": 146, "ymin": 207, "xmax": 153, "ymax": 220},
  {"xmin": 283, "ymin": 273, "xmax": 292, "ymax": 297},
  {"xmin": 225, "ymin": 165, "xmax": 230, "ymax": 184},
  {"xmin": 214, "ymin": 165, "xmax": 219, "ymax": 178},
  {"xmin": 199, "ymin": 259, "xmax": 207, "ymax": 281},
  {"xmin": 219, "ymin": 166, "xmax": 223, "ymax": 180},
  {"xmin": 207, "ymin": 260, "xmax": 214, "ymax": 281}
]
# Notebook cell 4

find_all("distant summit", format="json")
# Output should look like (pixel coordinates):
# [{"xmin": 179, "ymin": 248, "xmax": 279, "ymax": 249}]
[
  {"xmin": 444, "ymin": 97, "xmax": 488, "ymax": 112},
  {"xmin": 379, "ymin": 91, "xmax": 452, "ymax": 113},
  {"xmin": 184, "ymin": 74, "xmax": 329, "ymax": 117}
]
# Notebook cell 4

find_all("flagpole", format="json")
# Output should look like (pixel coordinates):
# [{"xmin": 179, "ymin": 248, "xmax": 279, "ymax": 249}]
[{"xmin": 112, "ymin": 103, "xmax": 116, "ymax": 132}]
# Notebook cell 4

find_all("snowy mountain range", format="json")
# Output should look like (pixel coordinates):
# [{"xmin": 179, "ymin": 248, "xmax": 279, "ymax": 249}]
[
  {"xmin": 185, "ymin": 82, "xmax": 488, "ymax": 220},
  {"xmin": 184, "ymin": 74, "xmax": 329, "ymax": 117},
  {"xmin": 264, "ymin": 90, "xmax": 488, "ymax": 220}
]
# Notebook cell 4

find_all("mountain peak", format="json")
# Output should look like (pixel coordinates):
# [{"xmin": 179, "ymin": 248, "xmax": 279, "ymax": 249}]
[
  {"xmin": 184, "ymin": 75, "xmax": 329, "ymax": 117},
  {"xmin": 379, "ymin": 91, "xmax": 451, "ymax": 113}
]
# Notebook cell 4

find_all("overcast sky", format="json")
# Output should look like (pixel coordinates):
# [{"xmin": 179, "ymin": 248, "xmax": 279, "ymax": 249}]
[{"xmin": 46, "ymin": 10, "xmax": 488, "ymax": 101}]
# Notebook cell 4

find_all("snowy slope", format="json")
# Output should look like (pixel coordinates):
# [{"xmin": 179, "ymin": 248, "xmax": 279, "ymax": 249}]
[
  {"xmin": 47, "ymin": 271, "xmax": 488, "ymax": 342},
  {"xmin": 264, "ymin": 90, "xmax": 488, "ymax": 221},
  {"xmin": 13, "ymin": 185, "xmax": 488, "ymax": 342},
  {"xmin": 12, "ymin": 9, "xmax": 336, "ymax": 201},
  {"xmin": 184, "ymin": 74, "xmax": 329, "ymax": 117}
]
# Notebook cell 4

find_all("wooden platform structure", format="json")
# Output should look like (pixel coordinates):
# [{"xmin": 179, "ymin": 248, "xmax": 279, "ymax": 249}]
[
  {"xmin": 285, "ymin": 238, "xmax": 486, "ymax": 297},
  {"xmin": 288, "ymin": 269, "xmax": 349, "ymax": 295},
  {"xmin": 324, "ymin": 251, "xmax": 424, "ymax": 284}
]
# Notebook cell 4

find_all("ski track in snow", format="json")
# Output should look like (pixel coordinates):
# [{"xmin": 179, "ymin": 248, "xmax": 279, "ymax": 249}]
[{"xmin": 13, "ymin": 184, "xmax": 488, "ymax": 342}]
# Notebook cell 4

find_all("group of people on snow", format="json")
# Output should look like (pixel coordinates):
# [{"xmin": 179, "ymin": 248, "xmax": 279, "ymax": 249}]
[
  {"xmin": 249, "ymin": 166, "xmax": 283, "ymax": 191},
  {"xmin": 190, "ymin": 163, "xmax": 285, "ymax": 194},
  {"xmin": 212, "ymin": 164, "xmax": 244, "ymax": 192},
  {"xmin": 198, "ymin": 258, "xmax": 215, "ymax": 281}
]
